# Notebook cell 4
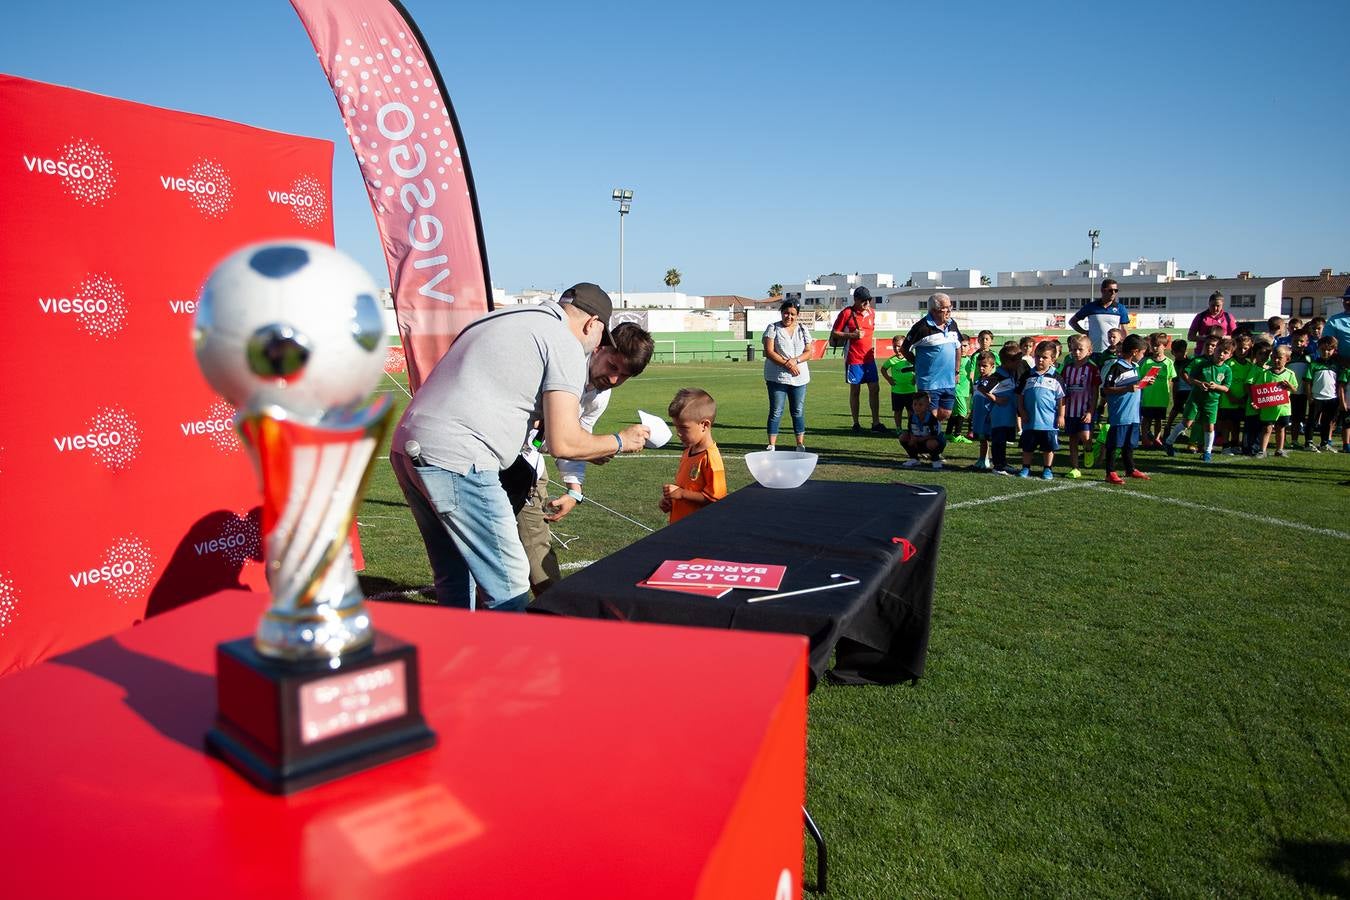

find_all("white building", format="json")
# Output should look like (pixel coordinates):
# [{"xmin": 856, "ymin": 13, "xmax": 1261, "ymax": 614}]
[
  {"xmin": 877, "ymin": 276, "xmax": 1284, "ymax": 333},
  {"xmin": 909, "ymin": 269, "xmax": 985, "ymax": 289},
  {"xmin": 780, "ymin": 273, "xmax": 897, "ymax": 309},
  {"xmin": 998, "ymin": 258, "xmax": 1185, "ymax": 287}
]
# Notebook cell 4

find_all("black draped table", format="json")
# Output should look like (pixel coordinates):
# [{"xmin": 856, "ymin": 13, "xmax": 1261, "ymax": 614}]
[{"xmin": 533, "ymin": 480, "xmax": 945, "ymax": 686}]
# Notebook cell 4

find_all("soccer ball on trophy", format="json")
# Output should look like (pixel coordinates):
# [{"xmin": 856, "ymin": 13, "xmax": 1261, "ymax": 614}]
[
  {"xmin": 193, "ymin": 239, "xmax": 386, "ymax": 422},
  {"xmin": 195, "ymin": 240, "xmax": 434, "ymax": 795}
]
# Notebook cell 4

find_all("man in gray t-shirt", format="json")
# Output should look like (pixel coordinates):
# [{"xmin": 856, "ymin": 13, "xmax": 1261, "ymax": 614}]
[{"xmin": 391, "ymin": 283, "xmax": 649, "ymax": 610}]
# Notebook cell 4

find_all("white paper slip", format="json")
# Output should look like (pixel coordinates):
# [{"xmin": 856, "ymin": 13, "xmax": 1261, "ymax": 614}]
[{"xmin": 638, "ymin": 409, "xmax": 672, "ymax": 449}]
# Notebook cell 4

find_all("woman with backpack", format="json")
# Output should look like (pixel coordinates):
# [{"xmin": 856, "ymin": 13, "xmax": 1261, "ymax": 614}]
[{"xmin": 1188, "ymin": 291, "xmax": 1237, "ymax": 342}]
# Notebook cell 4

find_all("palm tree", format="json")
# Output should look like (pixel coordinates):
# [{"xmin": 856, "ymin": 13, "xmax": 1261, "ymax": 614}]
[
  {"xmin": 768, "ymin": 283, "xmax": 784, "ymax": 297},
  {"xmin": 664, "ymin": 268, "xmax": 682, "ymax": 292}
]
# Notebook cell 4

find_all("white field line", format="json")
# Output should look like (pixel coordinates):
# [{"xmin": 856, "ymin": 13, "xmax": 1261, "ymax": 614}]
[
  {"xmin": 1081, "ymin": 483, "xmax": 1350, "ymax": 541},
  {"xmin": 946, "ymin": 481, "xmax": 1094, "ymax": 509}
]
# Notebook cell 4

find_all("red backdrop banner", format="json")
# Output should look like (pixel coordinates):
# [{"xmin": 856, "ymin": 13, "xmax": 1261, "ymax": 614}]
[
  {"xmin": 0, "ymin": 74, "xmax": 336, "ymax": 675},
  {"xmin": 289, "ymin": 0, "xmax": 494, "ymax": 391}
]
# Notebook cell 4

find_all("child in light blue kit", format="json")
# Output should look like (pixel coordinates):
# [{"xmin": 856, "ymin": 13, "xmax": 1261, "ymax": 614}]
[
  {"xmin": 969, "ymin": 350, "xmax": 998, "ymax": 471},
  {"xmin": 1017, "ymin": 343, "xmax": 1066, "ymax": 479},
  {"xmin": 982, "ymin": 343, "xmax": 1022, "ymax": 475}
]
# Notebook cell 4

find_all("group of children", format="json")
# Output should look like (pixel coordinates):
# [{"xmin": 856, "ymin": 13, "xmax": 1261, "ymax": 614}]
[
  {"xmin": 893, "ymin": 318, "xmax": 1350, "ymax": 481},
  {"xmin": 656, "ymin": 316, "xmax": 1349, "ymax": 523}
]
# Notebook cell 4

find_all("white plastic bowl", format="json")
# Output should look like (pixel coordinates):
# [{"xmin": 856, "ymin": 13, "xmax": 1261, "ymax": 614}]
[{"xmin": 745, "ymin": 450, "xmax": 818, "ymax": 489}]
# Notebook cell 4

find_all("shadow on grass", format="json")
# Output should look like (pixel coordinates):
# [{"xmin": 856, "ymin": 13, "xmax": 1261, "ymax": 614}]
[
  {"xmin": 1267, "ymin": 839, "xmax": 1350, "ymax": 897},
  {"xmin": 359, "ymin": 575, "xmax": 435, "ymax": 603}
]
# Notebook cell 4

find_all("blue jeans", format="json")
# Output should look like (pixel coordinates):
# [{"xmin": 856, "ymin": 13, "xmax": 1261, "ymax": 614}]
[
  {"xmin": 766, "ymin": 381, "xmax": 807, "ymax": 437},
  {"xmin": 390, "ymin": 452, "xmax": 530, "ymax": 610}
]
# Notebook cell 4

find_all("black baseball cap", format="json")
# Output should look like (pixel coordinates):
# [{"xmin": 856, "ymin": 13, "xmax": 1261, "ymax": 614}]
[
  {"xmin": 853, "ymin": 286, "xmax": 872, "ymax": 302},
  {"xmin": 563, "ymin": 282, "xmax": 614, "ymax": 346}
]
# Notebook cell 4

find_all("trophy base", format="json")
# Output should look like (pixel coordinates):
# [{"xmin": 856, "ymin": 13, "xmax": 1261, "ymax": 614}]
[{"xmin": 205, "ymin": 631, "xmax": 436, "ymax": 795}]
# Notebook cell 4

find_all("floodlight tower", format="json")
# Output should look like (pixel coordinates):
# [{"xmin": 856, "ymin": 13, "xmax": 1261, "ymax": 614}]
[
  {"xmin": 612, "ymin": 188, "xmax": 634, "ymax": 307},
  {"xmin": 1088, "ymin": 229, "xmax": 1102, "ymax": 301}
]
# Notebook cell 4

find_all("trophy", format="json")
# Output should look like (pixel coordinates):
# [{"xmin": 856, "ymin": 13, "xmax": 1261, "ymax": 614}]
[{"xmin": 194, "ymin": 239, "xmax": 434, "ymax": 793}]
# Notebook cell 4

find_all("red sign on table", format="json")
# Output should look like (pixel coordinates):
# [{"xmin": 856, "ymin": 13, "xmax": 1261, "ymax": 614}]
[
  {"xmin": 1249, "ymin": 381, "xmax": 1291, "ymax": 409},
  {"xmin": 647, "ymin": 559, "xmax": 786, "ymax": 591}
]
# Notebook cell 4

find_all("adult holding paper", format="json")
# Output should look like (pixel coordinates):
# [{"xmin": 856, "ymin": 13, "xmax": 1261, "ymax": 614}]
[
  {"xmin": 391, "ymin": 284, "xmax": 649, "ymax": 610},
  {"xmin": 762, "ymin": 300, "xmax": 813, "ymax": 451},
  {"xmin": 516, "ymin": 323, "xmax": 656, "ymax": 595}
]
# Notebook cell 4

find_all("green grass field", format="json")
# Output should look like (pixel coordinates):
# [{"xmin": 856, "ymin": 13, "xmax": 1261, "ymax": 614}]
[{"xmin": 360, "ymin": 356, "xmax": 1349, "ymax": 897}]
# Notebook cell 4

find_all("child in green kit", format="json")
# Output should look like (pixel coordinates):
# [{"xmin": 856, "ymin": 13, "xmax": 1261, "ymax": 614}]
[
  {"xmin": 1252, "ymin": 345, "xmax": 1299, "ymax": 457},
  {"xmin": 1219, "ymin": 332, "xmax": 1255, "ymax": 454},
  {"xmin": 1242, "ymin": 341, "xmax": 1273, "ymax": 453},
  {"xmin": 1138, "ymin": 332, "xmax": 1176, "ymax": 448},
  {"xmin": 880, "ymin": 336, "xmax": 917, "ymax": 434},
  {"xmin": 1166, "ymin": 336, "xmax": 1234, "ymax": 462},
  {"xmin": 947, "ymin": 338, "xmax": 975, "ymax": 443}
]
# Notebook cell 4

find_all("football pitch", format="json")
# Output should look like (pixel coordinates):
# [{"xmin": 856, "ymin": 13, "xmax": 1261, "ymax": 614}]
[{"xmin": 359, "ymin": 357, "xmax": 1349, "ymax": 897}]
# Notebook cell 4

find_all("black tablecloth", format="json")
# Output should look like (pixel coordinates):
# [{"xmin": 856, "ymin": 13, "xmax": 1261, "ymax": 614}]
[{"xmin": 532, "ymin": 480, "xmax": 945, "ymax": 687}]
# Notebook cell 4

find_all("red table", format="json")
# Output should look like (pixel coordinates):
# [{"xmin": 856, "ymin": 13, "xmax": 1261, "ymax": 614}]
[{"xmin": 0, "ymin": 591, "xmax": 807, "ymax": 899}]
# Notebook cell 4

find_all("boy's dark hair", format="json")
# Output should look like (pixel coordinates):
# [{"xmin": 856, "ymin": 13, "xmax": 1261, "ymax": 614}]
[
  {"xmin": 1034, "ymin": 340, "xmax": 1056, "ymax": 356},
  {"xmin": 1150, "ymin": 331, "xmax": 1170, "ymax": 347},
  {"xmin": 1121, "ymin": 334, "xmax": 1148, "ymax": 355},
  {"xmin": 669, "ymin": 387, "xmax": 716, "ymax": 425},
  {"xmin": 1267, "ymin": 315, "xmax": 1283, "ymax": 327},
  {"xmin": 1018, "ymin": 335, "xmax": 1034, "ymax": 350},
  {"xmin": 1318, "ymin": 335, "xmax": 1339, "ymax": 353},
  {"xmin": 976, "ymin": 350, "xmax": 997, "ymax": 367},
  {"xmin": 1171, "ymin": 338, "xmax": 1188, "ymax": 355},
  {"xmin": 1217, "ymin": 336, "xmax": 1236, "ymax": 353},
  {"xmin": 998, "ymin": 343, "xmax": 1023, "ymax": 368},
  {"xmin": 1310, "ymin": 317, "xmax": 1327, "ymax": 328},
  {"xmin": 977, "ymin": 329, "xmax": 994, "ymax": 340}
]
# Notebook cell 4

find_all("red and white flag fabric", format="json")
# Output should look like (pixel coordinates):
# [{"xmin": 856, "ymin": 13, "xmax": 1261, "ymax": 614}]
[{"xmin": 289, "ymin": 0, "xmax": 493, "ymax": 391}]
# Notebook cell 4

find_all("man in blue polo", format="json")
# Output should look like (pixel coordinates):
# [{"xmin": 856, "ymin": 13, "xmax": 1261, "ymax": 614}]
[
  {"xmin": 1325, "ymin": 287, "xmax": 1350, "ymax": 364},
  {"xmin": 900, "ymin": 292, "xmax": 964, "ymax": 424},
  {"xmin": 1070, "ymin": 278, "xmax": 1131, "ymax": 352}
]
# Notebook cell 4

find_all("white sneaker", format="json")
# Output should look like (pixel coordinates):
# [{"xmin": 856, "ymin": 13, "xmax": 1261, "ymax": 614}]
[
  {"xmin": 931, "ymin": 459, "xmax": 944, "ymax": 470},
  {"xmin": 765, "ymin": 444, "xmax": 776, "ymax": 451},
  {"xmin": 901, "ymin": 459, "xmax": 922, "ymax": 468}
]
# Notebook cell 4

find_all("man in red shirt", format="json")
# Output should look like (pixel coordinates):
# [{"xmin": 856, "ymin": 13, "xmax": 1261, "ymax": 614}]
[{"xmin": 831, "ymin": 286, "xmax": 885, "ymax": 433}]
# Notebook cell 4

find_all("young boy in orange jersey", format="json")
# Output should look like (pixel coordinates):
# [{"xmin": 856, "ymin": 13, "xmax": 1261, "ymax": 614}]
[{"xmin": 661, "ymin": 388, "xmax": 727, "ymax": 524}]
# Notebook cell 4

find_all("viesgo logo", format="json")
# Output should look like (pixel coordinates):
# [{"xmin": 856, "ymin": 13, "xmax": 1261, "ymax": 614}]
[
  {"xmin": 37, "ymin": 272, "xmax": 128, "ymax": 340},
  {"xmin": 160, "ymin": 157, "xmax": 234, "ymax": 218},
  {"xmin": 194, "ymin": 512, "xmax": 260, "ymax": 565},
  {"xmin": 181, "ymin": 399, "xmax": 240, "ymax": 454},
  {"xmin": 53, "ymin": 406, "xmax": 142, "ymax": 471},
  {"xmin": 268, "ymin": 174, "xmax": 328, "ymax": 227},
  {"xmin": 22, "ymin": 138, "xmax": 118, "ymax": 206},
  {"xmin": 68, "ymin": 536, "xmax": 155, "ymax": 603},
  {"xmin": 0, "ymin": 571, "xmax": 17, "ymax": 634}
]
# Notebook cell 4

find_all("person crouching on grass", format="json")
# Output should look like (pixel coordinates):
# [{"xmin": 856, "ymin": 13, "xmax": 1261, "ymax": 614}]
[
  {"xmin": 1016, "ymin": 343, "xmax": 1065, "ymax": 479},
  {"xmin": 661, "ymin": 388, "xmax": 726, "ymax": 524},
  {"xmin": 900, "ymin": 391, "xmax": 947, "ymax": 470},
  {"xmin": 1101, "ymin": 333, "xmax": 1154, "ymax": 484}
]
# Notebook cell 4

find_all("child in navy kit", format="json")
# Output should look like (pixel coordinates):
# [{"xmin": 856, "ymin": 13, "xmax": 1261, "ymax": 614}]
[
  {"xmin": 983, "ymin": 343, "xmax": 1022, "ymax": 474},
  {"xmin": 899, "ymin": 391, "xmax": 948, "ymax": 470},
  {"xmin": 1058, "ymin": 334, "xmax": 1100, "ymax": 477},
  {"xmin": 969, "ymin": 350, "xmax": 998, "ymax": 471},
  {"xmin": 1101, "ymin": 334, "xmax": 1154, "ymax": 483},
  {"xmin": 1166, "ymin": 337, "xmax": 1192, "ymax": 441},
  {"xmin": 1017, "ymin": 343, "xmax": 1066, "ymax": 479}
]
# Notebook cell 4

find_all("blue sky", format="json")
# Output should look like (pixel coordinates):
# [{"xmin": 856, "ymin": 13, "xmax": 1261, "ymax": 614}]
[{"xmin": 5, "ymin": 0, "xmax": 1348, "ymax": 296}]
